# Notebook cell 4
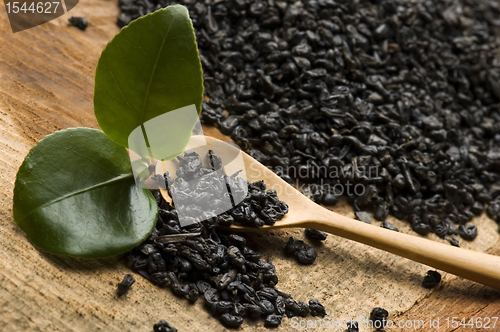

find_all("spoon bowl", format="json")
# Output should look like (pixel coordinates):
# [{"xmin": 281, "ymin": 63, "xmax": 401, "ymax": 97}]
[{"xmin": 160, "ymin": 135, "xmax": 500, "ymax": 289}]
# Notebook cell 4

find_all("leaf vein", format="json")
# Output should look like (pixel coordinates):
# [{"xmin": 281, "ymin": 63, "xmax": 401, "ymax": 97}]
[
  {"xmin": 20, "ymin": 173, "xmax": 134, "ymax": 222},
  {"xmin": 108, "ymin": 52, "xmax": 140, "ymax": 119},
  {"xmin": 139, "ymin": 14, "xmax": 176, "ymax": 124}
]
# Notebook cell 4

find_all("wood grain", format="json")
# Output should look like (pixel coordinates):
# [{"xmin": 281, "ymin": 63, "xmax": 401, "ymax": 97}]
[
  {"xmin": 0, "ymin": 1, "xmax": 499, "ymax": 331},
  {"xmin": 392, "ymin": 244, "xmax": 500, "ymax": 332}
]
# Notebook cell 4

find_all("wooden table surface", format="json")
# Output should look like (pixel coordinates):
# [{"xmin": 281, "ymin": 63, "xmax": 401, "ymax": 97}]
[{"xmin": 0, "ymin": 1, "xmax": 499, "ymax": 331}]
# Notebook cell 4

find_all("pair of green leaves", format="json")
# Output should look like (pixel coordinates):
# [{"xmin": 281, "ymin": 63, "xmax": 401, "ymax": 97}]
[{"xmin": 13, "ymin": 5, "xmax": 203, "ymax": 257}]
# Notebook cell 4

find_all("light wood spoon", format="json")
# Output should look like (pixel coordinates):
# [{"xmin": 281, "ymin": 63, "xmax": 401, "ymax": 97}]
[{"xmin": 159, "ymin": 135, "xmax": 500, "ymax": 289}]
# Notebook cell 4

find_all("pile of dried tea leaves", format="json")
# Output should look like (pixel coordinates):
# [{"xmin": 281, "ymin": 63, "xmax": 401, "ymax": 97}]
[
  {"xmin": 118, "ymin": 0, "xmax": 500, "ymax": 245},
  {"xmin": 126, "ymin": 150, "xmax": 325, "ymax": 328}
]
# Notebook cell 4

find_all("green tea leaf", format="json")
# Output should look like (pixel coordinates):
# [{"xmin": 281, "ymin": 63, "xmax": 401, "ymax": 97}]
[
  {"xmin": 13, "ymin": 128, "xmax": 158, "ymax": 258},
  {"xmin": 94, "ymin": 5, "xmax": 203, "ymax": 157}
]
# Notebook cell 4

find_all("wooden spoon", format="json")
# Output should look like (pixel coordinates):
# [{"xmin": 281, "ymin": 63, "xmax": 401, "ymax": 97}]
[{"xmin": 160, "ymin": 135, "xmax": 500, "ymax": 289}]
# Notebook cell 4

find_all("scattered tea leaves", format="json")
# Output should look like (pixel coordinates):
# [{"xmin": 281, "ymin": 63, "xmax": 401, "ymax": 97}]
[
  {"xmin": 68, "ymin": 17, "xmax": 88, "ymax": 31},
  {"xmin": 304, "ymin": 228, "xmax": 328, "ymax": 242},
  {"xmin": 308, "ymin": 299, "xmax": 326, "ymax": 317},
  {"xmin": 153, "ymin": 320, "xmax": 177, "ymax": 332},
  {"xmin": 355, "ymin": 211, "xmax": 371, "ymax": 224},
  {"xmin": 117, "ymin": 274, "xmax": 136, "ymax": 296},
  {"xmin": 422, "ymin": 270, "xmax": 442, "ymax": 289},
  {"xmin": 347, "ymin": 321, "xmax": 359, "ymax": 332},
  {"xmin": 381, "ymin": 221, "xmax": 399, "ymax": 232},
  {"xmin": 284, "ymin": 237, "xmax": 317, "ymax": 265},
  {"xmin": 370, "ymin": 307, "xmax": 389, "ymax": 329}
]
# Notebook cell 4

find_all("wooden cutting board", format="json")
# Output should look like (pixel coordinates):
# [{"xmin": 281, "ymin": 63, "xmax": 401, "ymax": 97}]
[{"xmin": 1, "ymin": 1, "xmax": 499, "ymax": 331}]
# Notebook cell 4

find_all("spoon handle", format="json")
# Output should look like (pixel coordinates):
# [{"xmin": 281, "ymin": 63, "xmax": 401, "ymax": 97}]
[{"xmin": 300, "ymin": 207, "xmax": 500, "ymax": 289}]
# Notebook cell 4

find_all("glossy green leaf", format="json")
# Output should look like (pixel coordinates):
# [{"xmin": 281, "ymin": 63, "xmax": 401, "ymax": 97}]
[
  {"xmin": 94, "ymin": 5, "xmax": 203, "ymax": 159},
  {"xmin": 13, "ymin": 128, "xmax": 158, "ymax": 258}
]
